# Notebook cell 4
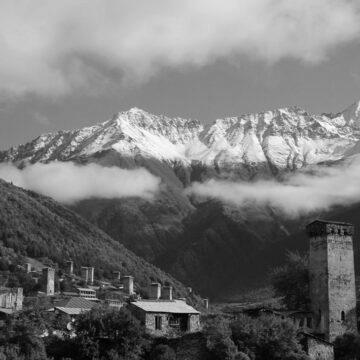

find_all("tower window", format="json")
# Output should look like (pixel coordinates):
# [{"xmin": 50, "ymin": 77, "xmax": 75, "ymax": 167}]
[
  {"xmin": 306, "ymin": 317, "xmax": 312, "ymax": 328},
  {"xmin": 341, "ymin": 311, "xmax": 345, "ymax": 322}
]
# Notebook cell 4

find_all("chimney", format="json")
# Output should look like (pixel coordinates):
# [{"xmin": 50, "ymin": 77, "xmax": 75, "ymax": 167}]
[
  {"xmin": 25, "ymin": 263, "xmax": 32, "ymax": 273},
  {"xmin": 149, "ymin": 283, "xmax": 161, "ymax": 300},
  {"xmin": 42, "ymin": 267, "xmax": 55, "ymax": 296},
  {"xmin": 203, "ymin": 298, "xmax": 209, "ymax": 310},
  {"xmin": 161, "ymin": 286, "xmax": 173, "ymax": 300},
  {"xmin": 66, "ymin": 261, "xmax": 73, "ymax": 276},
  {"xmin": 122, "ymin": 276, "xmax": 134, "ymax": 295}
]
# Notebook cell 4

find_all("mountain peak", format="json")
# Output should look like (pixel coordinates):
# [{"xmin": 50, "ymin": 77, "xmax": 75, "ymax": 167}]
[{"xmin": 2, "ymin": 100, "xmax": 360, "ymax": 169}]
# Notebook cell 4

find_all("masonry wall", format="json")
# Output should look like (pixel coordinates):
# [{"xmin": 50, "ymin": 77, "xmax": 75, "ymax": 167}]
[
  {"xmin": 327, "ymin": 233, "xmax": 357, "ymax": 342},
  {"xmin": 306, "ymin": 337, "xmax": 334, "ymax": 360},
  {"xmin": 145, "ymin": 313, "xmax": 170, "ymax": 336},
  {"xmin": 308, "ymin": 222, "xmax": 357, "ymax": 342},
  {"xmin": 309, "ymin": 234, "xmax": 329, "ymax": 337},
  {"xmin": 189, "ymin": 314, "xmax": 201, "ymax": 332}
]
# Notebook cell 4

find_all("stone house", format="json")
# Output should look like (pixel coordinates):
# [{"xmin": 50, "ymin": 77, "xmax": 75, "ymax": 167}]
[
  {"xmin": 0, "ymin": 287, "xmax": 23, "ymax": 314},
  {"xmin": 129, "ymin": 299, "xmax": 201, "ymax": 336}
]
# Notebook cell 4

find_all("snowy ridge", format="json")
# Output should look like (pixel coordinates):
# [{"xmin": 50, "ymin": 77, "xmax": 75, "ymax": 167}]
[{"xmin": 2, "ymin": 101, "xmax": 360, "ymax": 171}]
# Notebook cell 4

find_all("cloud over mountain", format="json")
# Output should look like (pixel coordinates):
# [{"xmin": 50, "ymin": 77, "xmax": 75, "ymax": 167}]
[
  {"xmin": 0, "ymin": 162, "xmax": 160, "ymax": 203},
  {"xmin": 187, "ymin": 156, "xmax": 360, "ymax": 217},
  {"xmin": 1, "ymin": 0, "xmax": 359, "ymax": 96}
]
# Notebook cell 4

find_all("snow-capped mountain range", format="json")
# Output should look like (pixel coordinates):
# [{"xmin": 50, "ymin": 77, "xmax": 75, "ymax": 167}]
[{"xmin": 2, "ymin": 101, "xmax": 360, "ymax": 172}]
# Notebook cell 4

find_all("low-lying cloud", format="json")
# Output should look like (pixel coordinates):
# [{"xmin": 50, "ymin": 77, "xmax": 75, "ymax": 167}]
[
  {"xmin": 1, "ymin": 0, "xmax": 360, "ymax": 96},
  {"xmin": 187, "ymin": 157, "xmax": 360, "ymax": 217},
  {"xmin": 0, "ymin": 162, "xmax": 160, "ymax": 203}
]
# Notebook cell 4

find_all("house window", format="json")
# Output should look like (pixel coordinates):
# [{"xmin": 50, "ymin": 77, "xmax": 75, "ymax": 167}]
[
  {"xmin": 155, "ymin": 316, "xmax": 162, "ymax": 330},
  {"xmin": 169, "ymin": 316, "xmax": 180, "ymax": 326},
  {"xmin": 341, "ymin": 311, "xmax": 345, "ymax": 322},
  {"xmin": 299, "ymin": 318, "xmax": 304, "ymax": 327}
]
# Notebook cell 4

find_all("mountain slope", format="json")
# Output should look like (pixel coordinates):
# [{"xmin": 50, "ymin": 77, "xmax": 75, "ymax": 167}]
[
  {"xmin": 0, "ymin": 178, "xmax": 195, "ymax": 299},
  {"xmin": 2, "ymin": 100, "xmax": 360, "ymax": 298}
]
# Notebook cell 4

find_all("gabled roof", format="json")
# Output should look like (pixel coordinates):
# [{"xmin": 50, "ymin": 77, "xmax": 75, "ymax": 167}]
[
  {"xmin": 307, "ymin": 219, "xmax": 353, "ymax": 227},
  {"xmin": 130, "ymin": 300, "xmax": 199, "ymax": 314},
  {"xmin": 0, "ymin": 308, "xmax": 15, "ymax": 315},
  {"xmin": 76, "ymin": 287, "xmax": 96, "ymax": 292},
  {"xmin": 54, "ymin": 297, "xmax": 95, "ymax": 310}
]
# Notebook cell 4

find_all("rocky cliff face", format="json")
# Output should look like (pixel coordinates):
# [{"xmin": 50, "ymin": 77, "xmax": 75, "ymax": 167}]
[
  {"xmin": 2, "ymin": 101, "xmax": 360, "ymax": 298},
  {"xmin": 2, "ymin": 101, "xmax": 360, "ymax": 173}
]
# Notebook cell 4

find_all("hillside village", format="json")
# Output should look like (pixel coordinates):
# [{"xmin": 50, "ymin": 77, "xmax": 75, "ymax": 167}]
[{"xmin": 0, "ymin": 218, "xmax": 358, "ymax": 360}]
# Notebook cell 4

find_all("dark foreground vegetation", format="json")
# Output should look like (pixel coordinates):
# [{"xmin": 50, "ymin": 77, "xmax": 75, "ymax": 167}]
[{"xmin": 0, "ymin": 305, "xmax": 358, "ymax": 360}]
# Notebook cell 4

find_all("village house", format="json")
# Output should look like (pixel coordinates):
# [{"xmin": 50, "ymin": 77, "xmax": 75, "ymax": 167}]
[
  {"xmin": 129, "ymin": 283, "xmax": 201, "ymax": 336},
  {"xmin": 0, "ymin": 287, "xmax": 23, "ymax": 317}
]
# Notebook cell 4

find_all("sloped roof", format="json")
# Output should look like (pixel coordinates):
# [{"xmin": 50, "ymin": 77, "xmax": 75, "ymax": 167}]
[
  {"xmin": 130, "ymin": 300, "xmax": 199, "ymax": 314},
  {"xmin": 0, "ymin": 308, "xmax": 15, "ymax": 315},
  {"xmin": 54, "ymin": 297, "xmax": 95, "ymax": 310},
  {"xmin": 76, "ymin": 287, "xmax": 96, "ymax": 292},
  {"xmin": 55, "ymin": 307, "xmax": 90, "ymax": 315},
  {"xmin": 307, "ymin": 219, "xmax": 353, "ymax": 227}
]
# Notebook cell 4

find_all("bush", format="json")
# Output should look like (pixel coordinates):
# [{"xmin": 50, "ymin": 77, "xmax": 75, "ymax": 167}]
[
  {"xmin": 231, "ymin": 314, "xmax": 309, "ymax": 360},
  {"xmin": 73, "ymin": 306, "xmax": 148, "ymax": 360},
  {"xmin": 270, "ymin": 251, "xmax": 310, "ymax": 310},
  {"xmin": 204, "ymin": 315, "xmax": 239, "ymax": 360},
  {"xmin": 334, "ymin": 333, "xmax": 360, "ymax": 360},
  {"xmin": 150, "ymin": 344, "xmax": 176, "ymax": 360}
]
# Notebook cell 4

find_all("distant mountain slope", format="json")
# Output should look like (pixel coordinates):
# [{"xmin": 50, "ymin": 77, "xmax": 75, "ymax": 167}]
[{"xmin": 0, "ymin": 179, "xmax": 195, "ymax": 299}]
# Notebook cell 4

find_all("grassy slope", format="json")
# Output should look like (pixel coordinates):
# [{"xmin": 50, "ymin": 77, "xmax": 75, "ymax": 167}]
[{"xmin": 0, "ymin": 179, "xmax": 197, "ymax": 300}]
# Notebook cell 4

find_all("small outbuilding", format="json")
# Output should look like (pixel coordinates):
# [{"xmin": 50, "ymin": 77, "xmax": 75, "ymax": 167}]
[{"xmin": 129, "ymin": 299, "xmax": 201, "ymax": 336}]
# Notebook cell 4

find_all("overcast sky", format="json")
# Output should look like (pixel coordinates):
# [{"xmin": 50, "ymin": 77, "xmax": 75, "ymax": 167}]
[{"xmin": 1, "ymin": 0, "xmax": 360, "ymax": 150}]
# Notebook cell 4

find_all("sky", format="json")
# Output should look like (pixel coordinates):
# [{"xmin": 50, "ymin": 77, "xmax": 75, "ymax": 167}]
[{"xmin": 1, "ymin": 0, "xmax": 360, "ymax": 150}]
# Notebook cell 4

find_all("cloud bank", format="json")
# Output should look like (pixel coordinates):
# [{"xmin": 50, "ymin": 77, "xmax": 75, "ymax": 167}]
[
  {"xmin": 1, "ymin": 0, "xmax": 360, "ymax": 96},
  {"xmin": 0, "ymin": 162, "xmax": 160, "ymax": 203},
  {"xmin": 187, "ymin": 157, "xmax": 360, "ymax": 217}
]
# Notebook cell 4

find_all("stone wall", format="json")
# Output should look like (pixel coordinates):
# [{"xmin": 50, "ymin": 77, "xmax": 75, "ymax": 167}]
[
  {"xmin": 307, "ymin": 221, "xmax": 357, "ymax": 342},
  {"xmin": 306, "ymin": 337, "xmax": 334, "ymax": 360},
  {"xmin": 189, "ymin": 314, "xmax": 201, "ymax": 332}
]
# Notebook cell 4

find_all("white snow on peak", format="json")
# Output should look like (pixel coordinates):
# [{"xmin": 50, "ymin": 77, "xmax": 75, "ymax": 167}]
[{"xmin": 3, "ymin": 102, "xmax": 360, "ymax": 172}]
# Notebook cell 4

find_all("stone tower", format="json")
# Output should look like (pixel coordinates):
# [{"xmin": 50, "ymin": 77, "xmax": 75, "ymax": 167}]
[
  {"xmin": 306, "ymin": 220, "xmax": 357, "ymax": 342},
  {"xmin": 122, "ymin": 276, "xmax": 134, "ymax": 295},
  {"xmin": 42, "ymin": 267, "xmax": 55, "ymax": 296},
  {"xmin": 66, "ymin": 260, "xmax": 73, "ymax": 276}
]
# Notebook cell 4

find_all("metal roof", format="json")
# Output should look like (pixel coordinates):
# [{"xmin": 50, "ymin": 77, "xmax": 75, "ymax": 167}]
[
  {"xmin": 130, "ymin": 300, "xmax": 199, "ymax": 314},
  {"xmin": 55, "ymin": 307, "xmax": 91, "ymax": 315},
  {"xmin": 76, "ymin": 288, "xmax": 96, "ymax": 292},
  {"xmin": 307, "ymin": 219, "xmax": 353, "ymax": 227},
  {"xmin": 54, "ymin": 297, "xmax": 95, "ymax": 310},
  {"xmin": 0, "ymin": 308, "xmax": 15, "ymax": 314}
]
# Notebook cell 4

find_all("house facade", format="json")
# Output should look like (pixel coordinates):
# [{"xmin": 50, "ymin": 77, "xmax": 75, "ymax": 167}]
[{"xmin": 129, "ymin": 299, "xmax": 201, "ymax": 336}]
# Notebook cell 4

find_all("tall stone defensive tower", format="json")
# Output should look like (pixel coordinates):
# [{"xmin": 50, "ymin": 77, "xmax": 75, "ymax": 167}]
[
  {"xmin": 306, "ymin": 220, "xmax": 357, "ymax": 342},
  {"xmin": 42, "ymin": 267, "xmax": 55, "ymax": 296}
]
